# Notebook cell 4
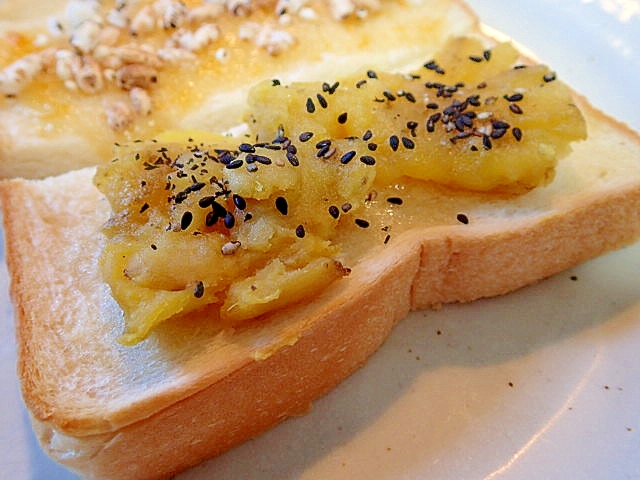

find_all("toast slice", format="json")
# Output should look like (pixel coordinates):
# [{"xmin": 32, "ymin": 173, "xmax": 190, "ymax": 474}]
[
  {"xmin": 0, "ymin": 0, "xmax": 475, "ymax": 179},
  {"xmin": 1, "ymin": 3, "xmax": 640, "ymax": 480}
]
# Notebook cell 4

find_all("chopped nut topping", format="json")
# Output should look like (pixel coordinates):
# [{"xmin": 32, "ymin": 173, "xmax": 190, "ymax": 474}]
[
  {"xmin": 0, "ymin": 54, "xmax": 45, "ymax": 96},
  {"xmin": 105, "ymin": 100, "xmax": 135, "ymax": 130},
  {"xmin": 116, "ymin": 64, "xmax": 158, "ymax": 90},
  {"xmin": 130, "ymin": 87, "xmax": 153, "ymax": 115},
  {"xmin": 1, "ymin": 0, "xmax": 381, "ymax": 127}
]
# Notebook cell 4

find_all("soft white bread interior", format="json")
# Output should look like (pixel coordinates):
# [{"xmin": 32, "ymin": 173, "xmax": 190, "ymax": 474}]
[
  {"xmin": 0, "ymin": 0, "xmax": 475, "ymax": 179},
  {"xmin": 1, "ymin": 2, "xmax": 640, "ymax": 480}
]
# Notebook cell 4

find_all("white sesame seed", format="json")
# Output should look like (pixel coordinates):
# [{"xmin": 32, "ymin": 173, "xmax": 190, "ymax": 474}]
[
  {"xmin": 221, "ymin": 241, "xmax": 242, "ymax": 255},
  {"xmin": 298, "ymin": 7, "xmax": 317, "ymax": 19},
  {"xmin": 215, "ymin": 47, "xmax": 229, "ymax": 61}
]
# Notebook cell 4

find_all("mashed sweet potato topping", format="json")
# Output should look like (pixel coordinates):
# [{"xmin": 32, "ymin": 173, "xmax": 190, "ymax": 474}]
[{"xmin": 94, "ymin": 38, "xmax": 586, "ymax": 344}]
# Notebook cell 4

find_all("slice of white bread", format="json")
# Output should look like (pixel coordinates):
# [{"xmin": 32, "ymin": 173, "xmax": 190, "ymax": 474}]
[
  {"xmin": 1, "ymin": 4, "xmax": 640, "ymax": 480},
  {"xmin": 0, "ymin": 0, "xmax": 475, "ymax": 179}
]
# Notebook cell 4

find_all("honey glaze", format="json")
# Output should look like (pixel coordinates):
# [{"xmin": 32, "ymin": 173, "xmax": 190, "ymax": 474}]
[{"xmin": 0, "ymin": 0, "xmax": 463, "ymax": 176}]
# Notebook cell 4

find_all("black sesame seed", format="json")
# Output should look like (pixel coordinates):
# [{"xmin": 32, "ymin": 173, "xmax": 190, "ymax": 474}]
[
  {"xmin": 328, "ymin": 205, "xmax": 340, "ymax": 218},
  {"xmin": 483, "ymin": 49, "xmax": 491, "ymax": 61},
  {"xmin": 275, "ymin": 196, "xmax": 288, "ymax": 215},
  {"xmin": 246, "ymin": 163, "xmax": 258, "ymax": 173},
  {"xmin": 238, "ymin": 143, "xmax": 255, "ymax": 153},
  {"xmin": 295, "ymin": 224, "xmax": 306, "ymax": 238},
  {"xmin": 402, "ymin": 137, "xmax": 415, "ymax": 149},
  {"xmin": 174, "ymin": 191, "xmax": 188, "ymax": 204},
  {"xmin": 272, "ymin": 79, "xmax": 281, "ymax": 86},
  {"xmin": 194, "ymin": 281, "xmax": 205, "ymax": 298},
  {"xmin": 223, "ymin": 212, "xmax": 235, "ymax": 229},
  {"xmin": 286, "ymin": 152, "xmax": 300, "ymax": 166},
  {"xmin": 254, "ymin": 154, "xmax": 273, "ymax": 165},
  {"xmin": 189, "ymin": 182, "xmax": 205, "ymax": 192},
  {"xmin": 404, "ymin": 92, "xmax": 417, "ymax": 103},
  {"xmin": 453, "ymin": 131, "xmax": 472, "ymax": 141},
  {"xmin": 356, "ymin": 79, "xmax": 367, "ymax": 88},
  {"xmin": 355, "ymin": 218, "xmax": 370, "ymax": 228},
  {"xmin": 360, "ymin": 155, "xmax": 376, "ymax": 165},
  {"xmin": 386, "ymin": 197, "xmax": 403, "ymax": 205},
  {"xmin": 233, "ymin": 194, "xmax": 246, "ymax": 210},
  {"xmin": 181, "ymin": 211, "xmax": 193, "ymax": 230},
  {"xmin": 482, "ymin": 134, "xmax": 492, "ymax": 150},
  {"xmin": 455, "ymin": 116, "xmax": 471, "ymax": 132},
  {"xmin": 212, "ymin": 200, "xmax": 227, "ymax": 216},
  {"xmin": 139, "ymin": 202, "xmax": 149, "ymax": 213},
  {"xmin": 492, "ymin": 120, "xmax": 511, "ymax": 130},
  {"xmin": 456, "ymin": 213, "xmax": 469, "ymax": 224},
  {"xmin": 367, "ymin": 142, "xmax": 378, "ymax": 151},
  {"xmin": 512, "ymin": 127, "xmax": 523, "ymax": 141},
  {"xmin": 226, "ymin": 158, "xmax": 244, "ymax": 169},
  {"xmin": 340, "ymin": 150, "xmax": 357, "ymax": 164},
  {"xmin": 218, "ymin": 151, "xmax": 236, "ymax": 165},
  {"xmin": 491, "ymin": 128, "xmax": 507, "ymax": 139},
  {"xmin": 477, "ymin": 81, "xmax": 487, "ymax": 89},
  {"xmin": 306, "ymin": 97, "xmax": 315, "ymax": 113},
  {"xmin": 316, "ymin": 145, "xmax": 331, "ymax": 158},
  {"xmin": 315, "ymin": 139, "xmax": 331, "ymax": 149},
  {"xmin": 383, "ymin": 90, "xmax": 396, "ymax": 101},
  {"xmin": 424, "ymin": 60, "xmax": 444, "ymax": 74},
  {"xmin": 389, "ymin": 135, "xmax": 400, "ymax": 151},
  {"xmin": 427, "ymin": 113, "xmax": 441, "ymax": 133},
  {"xmin": 316, "ymin": 93, "xmax": 328, "ymax": 108},
  {"xmin": 469, "ymin": 55, "xmax": 483, "ymax": 63},
  {"xmin": 426, "ymin": 102, "xmax": 439, "ymax": 110},
  {"xmin": 543, "ymin": 72, "xmax": 557, "ymax": 82},
  {"xmin": 384, "ymin": 234, "xmax": 391, "ymax": 244},
  {"xmin": 367, "ymin": 70, "xmax": 378, "ymax": 79},
  {"xmin": 505, "ymin": 93, "xmax": 524, "ymax": 102},
  {"xmin": 509, "ymin": 103, "xmax": 523, "ymax": 115},
  {"xmin": 205, "ymin": 211, "xmax": 218, "ymax": 227},
  {"xmin": 467, "ymin": 95, "xmax": 481, "ymax": 107},
  {"xmin": 337, "ymin": 112, "xmax": 348, "ymax": 124},
  {"xmin": 470, "ymin": 145, "xmax": 479, "ymax": 152},
  {"xmin": 150, "ymin": 244, "xmax": 157, "ymax": 250},
  {"xmin": 342, "ymin": 203, "xmax": 352, "ymax": 213},
  {"xmin": 443, "ymin": 104, "xmax": 458, "ymax": 116},
  {"xmin": 362, "ymin": 129, "xmax": 373, "ymax": 141},
  {"xmin": 299, "ymin": 131, "xmax": 313, "ymax": 142},
  {"xmin": 460, "ymin": 115, "xmax": 474, "ymax": 129}
]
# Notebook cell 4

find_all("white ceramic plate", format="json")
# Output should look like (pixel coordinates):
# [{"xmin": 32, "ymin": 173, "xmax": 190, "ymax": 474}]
[{"xmin": 1, "ymin": 1, "xmax": 639, "ymax": 479}]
